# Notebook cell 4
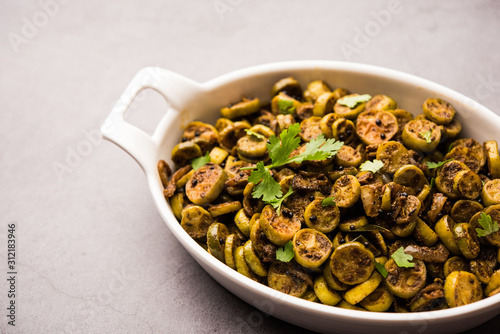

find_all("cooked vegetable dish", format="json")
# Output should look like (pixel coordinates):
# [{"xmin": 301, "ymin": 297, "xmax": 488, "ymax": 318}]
[{"xmin": 159, "ymin": 76, "xmax": 500, "ymax": 312}]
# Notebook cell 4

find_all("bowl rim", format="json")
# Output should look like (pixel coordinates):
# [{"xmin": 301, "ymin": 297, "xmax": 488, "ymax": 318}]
[{"xmin": 113, "ymin": 60, "xmax": 500, "ymax": 326}]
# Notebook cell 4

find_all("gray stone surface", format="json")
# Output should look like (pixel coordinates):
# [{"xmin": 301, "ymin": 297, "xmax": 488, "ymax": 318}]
[{"xmin": 1, "ymin": 0, "xmax": 500, "ymax": 333}]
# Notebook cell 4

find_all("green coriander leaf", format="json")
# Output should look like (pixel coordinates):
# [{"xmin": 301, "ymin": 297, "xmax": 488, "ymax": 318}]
[
  {"xmin": 268, "ymin": 123, "xmax": 302, "ymax": 167},
  {"xmin": 276, "ymin": 240, "xmax": 294, "ymax": 262},
  {"xmin": 426, "ymin": 159, "xmax": 453, "ymax": 169},
  {"xmin": 476, "ymin": 212, "xmax": 500, "ymax": 237},
  {"xmin": 375, "ymin": 262, "xmax": 388, "ymax": 278},
  {"xmin": 321, "ymin": 197, "xmax": 336, "ymax": 207},
  {"xmin": 191, "ymin": 152, "xmax": 210, "ymax": 171},
  {"xmin": 248, "ymin": 162, "xmax": 283, "ymax": 203},
  {"xmin": 359, "ymin": 159, "xmax": 384, "ymax": 173},
  {"xmin": 268, "ymin": 187, "xmax": 294, "ymax": 213},
  {"xmin": 287, "ymin": 136, "xmax": 343, "ymax": 164},
  {"xmin": 391, "ymin": 247, "xmax": 415, "ymax": 268},
  {"xmin": 420, "ymin": 131, "xmax": 432, "ymax": 143},
  {"xmin": 244, "ymin": 129, "xmax": 266, "ymax": 140},
  {"xmin": 278, "ymin": 99, "xmax": 296, "ymax": 114},
  {"xmin": 337, "ymin": 94, "xmax": 371, "ymax": 108}
]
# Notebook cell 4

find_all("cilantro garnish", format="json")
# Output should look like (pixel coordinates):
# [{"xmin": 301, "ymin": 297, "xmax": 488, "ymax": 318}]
[
  {"xmin": 420, "ymin": 131, "xmax": 432, "ymax": 143},
  {"xmin": 375, "ymin": 262, "xmax": 388, "ymax": 278},
  {"xmin": 247, "ymin": 162, "xmax": 282, "ymax": 202},
  {"xmin": 277, "ymin": 99, "xmax": 296, "ymax": 114},
  {"xmin": 245, "ymin": 123, "xmax": 343, "ymax": 208},
  {"xmin": 276, "ymin": 240, "xmax": 294, "ymax": 262},
  {"xmin": 268, "ymin": 187, "xmax": 294, "ymax": 213},
  {"xmin": 337, "ymin": 94, "xmax": 371, "ymax": 108},
  {"xmin": 359, "ymin": 159, "xmax": 384, "ymax": 173},
  {"xmin": 426, "ymin": 159, "xmax": 452, "ymax": 169},
  {"xmin": 244, "ymin": 129, "xmax": 266, "ymax": 140},
  {"xmin": 476, "ymin": 212, "xmax": 500, "ymax": 237},
  {"xmin": 321, "ymin": 197, "xmax": 336, "ymax": 207},
  {"xmin": 391, "ymin": 247, "xmax": 415, "ymax": 268},
  {"xmin": 191, "ymin": 152, "xmax": 211, "ymax": 171}
]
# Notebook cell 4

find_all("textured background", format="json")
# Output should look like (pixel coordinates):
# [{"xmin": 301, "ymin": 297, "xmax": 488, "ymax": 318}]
[{"xmin": 1, "ymin": 0, "xmax": 500, "ymax": 333}]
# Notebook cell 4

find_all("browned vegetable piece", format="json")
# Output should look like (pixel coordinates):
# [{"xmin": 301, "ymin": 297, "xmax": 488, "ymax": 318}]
[
  {"xmin": 435, "ymin": 160, "xmax": 469, "ymax": 199},
  {"xmin": 267, "ymin": 261, "xmax": 312, "ymax": 297},
  {"xmin": 409, "ymin": 280, "xmax": 447, "ymax": 312},
  {"xmin": 360, "ymin": 183, "xmax": 383, "ymax": 217},
  {"xmin": 331, "ymin": 118, "xmax": 356, "ymax": 144},
  {"xmin": 334, "ymin": 145, "xmax": 362, "ymax": 167},
  {"xmin": 365, "ymin": 94, "xmax": 397, "ymax": 112},
  {"xmin": 392, "ymin": 194, "xmax": 421, "ymax": 225},
  {"xmin": 164, "ymin": 165, "xmax": 192, "ymax": 198},
  {"xmin": 221, "ymin": 97, "xmax": 260, "ymax": 119},
  {"xmin": 427, "ymin": 193, "xmax": 448, "ymax": 224},
  {"xmin": 299, "ymin": 116, "xmax": 323, "ymax": 142},
  {"xmin": 313, "ymin": 92, "xmax": 337, "ymax": 117},
  {"xmin": 469, "ymin": 259, "xmax": 493, "ymax": 284},
  {"xmin": 181, "ymin": 121, "xmax": 219, "ymax": 150},
  {"xmin": 304, "ymin": 80, "xmax": 331, "ymax": 102},
  {"xmin": 304, "ymin": 198, "xmax": 340, "ymax": 233},
  {"xmin": 331, "ymin": 175, "xmax": 361, "ymax": 208},
  {"xmin": 219, "ymin": 121, "xmax": 251, "ymax": 152},
  {"xmin": 356, "ymin": 110, "xmax": 398, "ymax": 145},
  {"xmin": 385, "ymin": 258, "xmax": 427, "ymax": 299},
  {"xmin": 484, "ymin": 140, "xmax": 500, "ymax": 179},
  {"xmin": 402, "ymin": 242, "xmax": 450, "ymax": 263},
  {"xmin": 260, "ymin": 205, "xmax": 301, "ymax": 246},
  {"xmin": 422, "ymin": 98, "xmax": 455, "ymax": 125},
  {"xmin": 250, "ymin": 218, "xmax": 277, "ymax": 263},
  {"xmin": 446, "ymin": 138, "xmax": 486, "ymax": 173},
  {"xmin": 376, "ymin": 141, "xmax": 409, "ymax": 174},
  {"xmin": 171, "ymin": 141, "xmax": 202, "ymax": 166},
  {"xmin": 482, "ymin": 179, "xmax": 500, "ymax": 206},
  {"xmin": 319, "ymin": 113, "xmax": 341, "ymax": 138},
  {"xmin": 323, "ymin": 259, "xmax": 349, "ymax": 291},
  {"xmin": 334, "ymin": 94, "xmax": 367, "ymax": 119},
  {"xmin": 402, "ymin": 119, "xmax": 441, "ymax": 152},
  {"xmin": 158, "ymin": 160, "xmax": 172, "ymax": 188},
  {"xmin": 186, "ymin": 163, "xmax": 227, "ymax": 205},
  {"xmin": 293, "ymin": 228, "xmax": 333, "ymax": 269},
  {"xmin": 181, "ymin": 205, "xmax": 213, "ymax": 239},
  {"xmin": 450, "ymin": 200, "xmax": 483, "ymax": 224},
  {"xmin": 330, "ymin": 242, "xmax": 374, "ymax": 285},
  {"xmin": 271, "ymin": 77, "xmax": 302, "ymax": 99},
  {"xmin": 443, "ymin": 256, "xmax": 469, "ymax": 277},
  {"xmin": 444, "ymin": 271, "xmax": 483, "ymax": 308},
  {"xmin": 207, "ymin": 222, "xmax": 229, "ymax": 262}
]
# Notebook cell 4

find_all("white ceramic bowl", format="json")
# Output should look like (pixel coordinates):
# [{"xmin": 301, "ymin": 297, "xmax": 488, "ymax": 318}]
[{"xmin": 101, "ymin": 61, "xmax": 500, "ymax": 334}]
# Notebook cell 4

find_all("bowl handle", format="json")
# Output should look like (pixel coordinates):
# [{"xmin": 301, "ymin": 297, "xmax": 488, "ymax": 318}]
[{"xmin": 100, "ymin": 67, "xmax": 200, "ymax": 171}]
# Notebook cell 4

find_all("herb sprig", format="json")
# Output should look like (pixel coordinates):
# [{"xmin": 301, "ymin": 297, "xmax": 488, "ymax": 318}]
[
  {"xmin": 476, "ymin": 212, "xmax": 500, "ymax": 237},
  {"xmin": 245, "ymin": 123, "xmax": 343, "ymax": 208}
]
